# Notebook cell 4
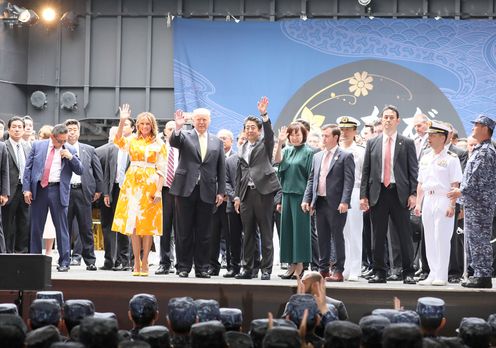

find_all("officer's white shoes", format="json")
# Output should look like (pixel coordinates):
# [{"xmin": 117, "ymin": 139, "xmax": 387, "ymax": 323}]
[
  {"xmin": 418, "ymin": 279, "xmax": 433, "ymax": 286},
  {"xmin": 431, "ymin": 280, "xmax": 447, "ymax": 286},
  {"xmin": 347, "ymin": 275, "xmax": 359, "ymax": 282}
]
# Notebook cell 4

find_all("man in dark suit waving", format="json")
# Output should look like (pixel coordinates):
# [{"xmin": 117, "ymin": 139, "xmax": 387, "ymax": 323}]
[
  {"xmin": 170, "ymin": 108, "xmax": 226, "ymax": 278},
  {"xmin": 234, "ymin": 97, "xmax": 281, "ymax": 280},
  {"xmin": 23, "ymin": 124, "xmax": 83, "ymax": 272},
  {"xmin": 302, "ymin": 124, "xmax": 355, "ymax": 282},
  {"xmin": 360, "ymin": 105, "xmax": 418, "ymax": 284}
]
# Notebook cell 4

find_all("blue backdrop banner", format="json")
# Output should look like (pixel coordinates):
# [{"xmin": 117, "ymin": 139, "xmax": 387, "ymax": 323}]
[{"xmin": 173, "ymin": 18, "xmax": 496, "ymax": 138}]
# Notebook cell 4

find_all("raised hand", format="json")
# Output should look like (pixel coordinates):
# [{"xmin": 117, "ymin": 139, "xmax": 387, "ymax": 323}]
[
  {"xmin": 174, "ymin": 109, "xmax": 186, "ymax": 130},
  {"xmin": 119, "ymin": 103, "xmax": 131, "ymax": 121},
  {"xmin": 257, "ymin": 96, "xmax": 269, "ymax": 115},
  {"xmin": 278, "ymin": 126, "xmax": 288, "ymax": 143}
]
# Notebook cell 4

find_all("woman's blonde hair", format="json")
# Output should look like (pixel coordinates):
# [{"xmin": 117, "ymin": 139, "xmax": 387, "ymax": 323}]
[
  {"xmin": 38, "ymin": 125, "xmax": 53, "ymax": 140},
  {"xmin": 135, "ymin": 112, "xmax": 158, "ymax": 139}
]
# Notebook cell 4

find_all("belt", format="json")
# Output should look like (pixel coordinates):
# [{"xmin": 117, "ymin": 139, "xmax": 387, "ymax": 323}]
[
  {"xmin": 71, "ymin": 183, "xmax": 82, "ymax": 189},
  {"xmin": 47, "ymin": 182, "xmax": 59, "ymax": 187},
  {"xmin": 382, "ymin": 183, "xmax": 396, "ymax": 190},
  {"xmin": 130, "ymin": 161, "xmax": 155, "ymax": 168},
  {"xmin": 426, "ymin": 190, "xmax": 448, "ymax": 196}
]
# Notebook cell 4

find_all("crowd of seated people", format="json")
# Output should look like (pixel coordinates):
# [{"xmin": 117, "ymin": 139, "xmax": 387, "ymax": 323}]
[{"xmin": 0, "ymin": 273, "xmax": 495, "ymax": 347}]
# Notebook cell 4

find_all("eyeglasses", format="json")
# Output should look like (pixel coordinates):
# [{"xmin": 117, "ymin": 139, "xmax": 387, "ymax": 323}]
[{"xmin": 53, "ymin": 136, "xmax": 67, "ymax": 145}]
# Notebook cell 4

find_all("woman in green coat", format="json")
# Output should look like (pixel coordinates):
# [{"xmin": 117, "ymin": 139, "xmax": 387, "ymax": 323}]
[{"xmin": 274, "ymin": 122, "xmax": 314, "ymax": 279}]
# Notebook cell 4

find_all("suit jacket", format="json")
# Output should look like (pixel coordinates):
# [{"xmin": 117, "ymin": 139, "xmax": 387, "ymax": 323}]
[
  {"xmin": 0, "ymin": 142, "xmax": 10, "ymax": 198},
  {"xmin": 225, "ymin": 153, "xmax": 238, "ymax": 213},
  {"xmin": 76, "ymin": 143, "xmax": 103, "ymax": 206},
  {"xmin": 22, "ymin": 140, "xmax": 83, "ymax": 207},
  {"xmin": 235, "ymin": 120, "xmax": 281, "ymax": 201},
  {"xmin": 102, "ymin": 144, "xmax": 130, "ymax": 202},
  {"xmin": 303, "ymin": 147, "xmax": 355, "ymax": 209},
  {"xmin": 360, "ymin": 134, "xmax": 418, "ymax": 207},
  {"xmin": 448, "ymin": 143, "xmax": 468, "ymax": 171},
  {"xmin": 5, "ymin": 140, "xmax": 30, "ymax": 203},
  {"xmin": 169, "ymin": 129, "xmax": 226, "ymax": 204}
]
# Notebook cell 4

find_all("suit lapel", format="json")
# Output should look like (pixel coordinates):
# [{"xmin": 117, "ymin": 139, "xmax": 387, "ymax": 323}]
[
  {"xmin": 203, "ymin": 134, "xmax": 215, "ymax": 162},
  {"xmin": 5, "ymin": 141, "xmax": 18, "ymax": 170},
  {"xmin": 327, "ymin": 147, "xmax": 341, "ymax": 175},
  {"xmin": 314, "ymin": 151, "xmax": 324, "ymax": 180},
  {"xmin": 393, "ymin": 135, "xmax": 402, "ymax": 166},
  {"xmin": 192, "ymin": 131, "xmax": 202, "ymax": 161}
]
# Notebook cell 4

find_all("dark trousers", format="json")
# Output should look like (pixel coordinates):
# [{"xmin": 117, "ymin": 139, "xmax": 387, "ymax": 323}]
[
  {"xmin": 100, "ymin": 184, "xmax": 130, "ymax": 267},
  {"xmin": 448, "ymin": 204, "xmax": 464, "ymax": 277},
  {"xmin": 68, "ymin": 187, "xmax": 96, "ymax": 266},
  {"xmin": 159, "ymin": 186, "xmax": 175, "ymax": 268},
  {"xmin": 2, "ymin": 185, "xmax": 30, "ymax": 253},
  {"xmin": 311, "ymin": 214, "xmax": 320, "ymax": 270},
  {"xmin": 30, "ymin": 184, "xmax": 70, "ymax": 267},
  {"xmin": 387, "ymin": 220, "xmax": 403, "ymax": 275},
  {"xmin": 240, "ymin": 189, "xmax": 274, "ymax": 273},
  {"xmin": 175, "ymin": 185, "xmax": 214, "ymax": 273},
  {"xmin": 362, "ymin": 210, "xmax": 373, "ymax": 268},
  {"xmin": 315, "ymin": 197, "xmax": 347, "ymax": 273},
  {"xmin": 227, "ymin": 211, "xmax": 242, "ymax": 272},
  {"xmin": 209, "ymin": 201, "xmax": 230, "ymax": 272},
  {"xmin": 370, "ymin": 184, "xmax": 415, "ymax": 278}
]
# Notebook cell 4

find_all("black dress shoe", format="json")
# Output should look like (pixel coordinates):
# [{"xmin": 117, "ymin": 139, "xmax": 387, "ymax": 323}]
[
  {"xmin": 112, "ymin": 264, "xmax": 124, "ymax": 271},
  {"xmin": 155, "ymin": 265, "xmax": 170, "ymax": 275},
  {"xmin": 261, "ymin": 272, "xmax": 271, "ymax": 280},
  {"xmin": 196, "ymin": 272, "xmax": 211, "ymax": 279},
  {"xmin": 99, "ymin": 265, "xmax": 113, "ymax": 271},
  {"xmin": 86, "ymin": 264, "xmax": 97, "ymax": 271},
  {"xmin": 403, "ymin": 276, "xmax": 417, "ymax": 284},
  {"xmin": 448, "ymin": 276, "xmax": 461, "ymax": 284},
  {"xmin": 57, "ymin": 265, "xmax": 70, "ymax": 272},
  {"xmin": 223, "ymin": 270, "xmax": 239, "ymax": 278},
  {"xmin": 207, "ymin": 269, "xmax": 219, "ymax": 276},
  {"xmin": 368, "ymin": 275, "xmax": 387, "ymax": 283},
  {"xmin": 70, "ymin": 259, "xmax": 81, "ymax": 266},
  {"xmin": 386, "ymin": 274, "xmax": 402, "ymax": 281},
  {"xmin": 178, "ymin": 271, "xmax": 189, "ymax": 278},
  {"xmin": 418, "ymin": 272, "xmax": 429, "ymax": 281},
  {"xmin": 235, "ymin": 271, "xmax": 252, "ymax": 279},
  {"xmin": 461, "ymin": 276, "xmax": 492, "ymax": 289}
]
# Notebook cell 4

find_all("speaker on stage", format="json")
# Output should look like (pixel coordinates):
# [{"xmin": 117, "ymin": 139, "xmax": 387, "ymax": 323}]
[{"xmin": 0, "ymin": 254, "xmax": 51, "ymax": 290}]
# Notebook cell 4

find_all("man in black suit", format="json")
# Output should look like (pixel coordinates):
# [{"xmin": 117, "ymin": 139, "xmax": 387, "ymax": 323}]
[
  {"xmin": 2, "ymin": 116, "xmax": 30, "ymax": 253},
  {"xmin": 170, "ymin": 108, "xmax": 226, "ymax": 278},
  {"xmin": 0, "ymin": 139, "xmax": 9, "ymax": 253},
  {"xmin": 100, "ymin": 119, "xmax": 134, "ymax": 271},
  {"xmin": 302, "ymin": 124, "xmax": 355, "ymax": 282},
  {"xmin": 234, "ymin": 97, "xmax": 281, "ymax": 281},
  {"xmin": 64, "ymin": 119, "xmax": 103, "ymax": 271},
  {"xmin": 360, "ymin": 105, "xmax": 418, "ymax": 284},
  {"xmin": 156, "ymin": 120, "xmax": 178, "ymax": 275}
]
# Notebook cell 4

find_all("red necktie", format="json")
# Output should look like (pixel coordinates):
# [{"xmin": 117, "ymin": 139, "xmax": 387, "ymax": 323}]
[
  {"xmin": 165, "ymin": 147, "xmax": 175, "ymax": 188},
  {"xmin": 383, "ymin": 137, "xmax": 392, "ymax": 187},
  {"xmin": 41, "ymin": 147, "xmax": 55, "ymax": 188}
]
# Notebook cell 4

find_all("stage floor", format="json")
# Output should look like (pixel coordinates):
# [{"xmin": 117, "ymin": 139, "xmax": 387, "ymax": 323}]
[{"xmin": 2, "ymin": 251, "xmax": 495, "ymax": 336}]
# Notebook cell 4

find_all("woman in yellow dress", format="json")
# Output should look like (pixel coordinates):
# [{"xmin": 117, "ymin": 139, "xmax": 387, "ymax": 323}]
[{"xmin": 112, "ymin": 104, "xmax": 167, "ymax": 276}]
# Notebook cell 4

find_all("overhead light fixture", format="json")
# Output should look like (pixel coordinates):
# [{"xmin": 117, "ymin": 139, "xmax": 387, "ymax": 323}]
[
  {"xmin": 2, "ymin": 3, "xmax": 39, "ymax": 26},
  {"xmin": 60, "ymin": 11, "xmax": 78, "ymax": 30},
  {"xmin": 300, "ymin": 13, "xmax": 308, "ymax": 21},
  {"xmin": 226, "ymin": 13, "xmax": 240, "ymax": 23},
  {"xmin": 17, "ymin": 8, "xmax": 38, "ymax": 25},
  {"xmin": 358, "ymin": 0, "xmax": 372, "ymax": 6},
  {"xmin": 166, "ymin": 12, "xmax": 175, "ymax": 28},
  {"xmin": 41, "ymin": 7, "xmax": 57, "ymax": 23}
]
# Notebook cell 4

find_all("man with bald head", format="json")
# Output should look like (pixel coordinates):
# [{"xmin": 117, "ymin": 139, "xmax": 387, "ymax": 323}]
[{"xmin": 170, "ymin": 109, "xmax": 226, "ymax": 278}]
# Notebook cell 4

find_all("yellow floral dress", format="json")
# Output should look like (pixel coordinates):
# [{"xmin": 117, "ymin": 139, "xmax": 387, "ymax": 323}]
[{"xmin": 112, "ymin": 134, "xmax": 167, "ymax": 236}]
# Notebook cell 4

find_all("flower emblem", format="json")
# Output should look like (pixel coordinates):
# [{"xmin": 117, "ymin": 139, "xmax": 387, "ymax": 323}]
[
  {"xmin": 300, "ymin": 107, "xmax": 326, "ymax": 131},
  {"xmin": 349, "ymin": 71, "xmax": 373, "ymax": 97}
]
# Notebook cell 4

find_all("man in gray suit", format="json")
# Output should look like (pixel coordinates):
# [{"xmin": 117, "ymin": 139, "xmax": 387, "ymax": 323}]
[
  {"xmin": 170, "ymin": 108, "xmax": 226, "ymax": 278},
  {"xmin": 234, "ymin": 97, "xmax": 281, "ymax": 280},
  {"xmin": 360, "ymin": 105, "xmax": 418, "ymax": 284},
  {"xmin": 64, "ymin": 119, "xmax": 103, "ymax": 270},
  {"xmin": 302, "ymin": 124, "xmax": 355, "ymax": 282},
  {"xmin": 2, "ymin": 116, "xmax": 30, "ymax": 253}
]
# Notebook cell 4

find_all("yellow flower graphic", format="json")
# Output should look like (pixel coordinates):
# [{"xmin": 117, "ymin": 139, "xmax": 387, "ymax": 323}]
[
  {"xmin": 349, "ymin": 71, "xmax": 373, "ymax": 97},
  {"xmin": 300, "ymin": 107, "xmax": 326, "ymax": 131}
]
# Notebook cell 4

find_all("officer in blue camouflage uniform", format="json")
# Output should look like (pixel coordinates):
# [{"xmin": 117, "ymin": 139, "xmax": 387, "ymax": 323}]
[{"xmin": 448, "ymin": 115, "xmax": 496, "ymax": 288}]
